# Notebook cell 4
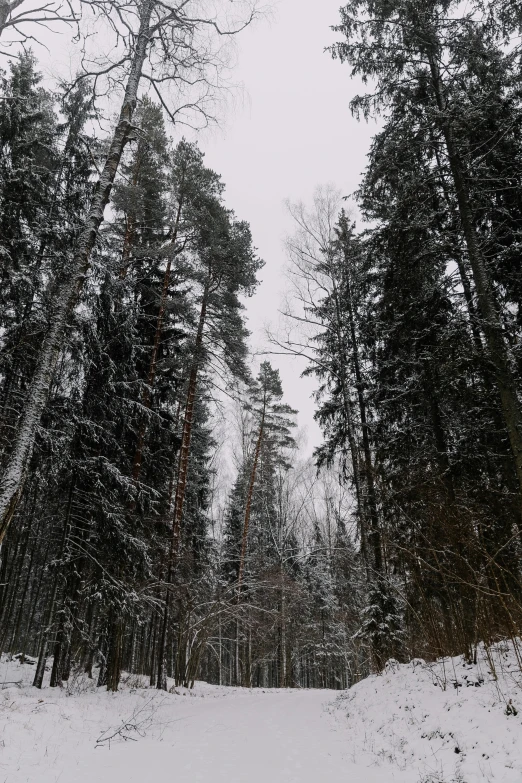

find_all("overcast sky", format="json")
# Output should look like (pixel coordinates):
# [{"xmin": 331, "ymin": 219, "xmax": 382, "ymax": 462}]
[{"xmin": 193, "ymin": 0, "xmax": 375, "ymax": 453}]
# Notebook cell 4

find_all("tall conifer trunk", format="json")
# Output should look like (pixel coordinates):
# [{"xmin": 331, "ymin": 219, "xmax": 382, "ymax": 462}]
[
  {"xmin": 327, "ymin": 251, "xmax": 370, "ymax": 573},
  {"xmin": 338, "ymin": 231, "xmax": 383, "ymax": 575},
  {"xmin": 237, "ymin": 408, "xmax": 265, "ymax": 591},
  {"xmin": 171, "ymin": 278, "xmax": 210, "ymax": 550},
  {"xmin": 234, "ymin": 402, "xmax": 266, "ymax": 687},
  {"xmin": 156, "ymin": 278, "xmax": 210, "ymax": 689},
  {"xmin": 131, "ymin": 191, "xmax": 186, "ymax": 482}
]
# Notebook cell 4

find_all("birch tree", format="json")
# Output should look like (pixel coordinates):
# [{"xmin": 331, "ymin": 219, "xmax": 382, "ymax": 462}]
[{"xmin": 0, "ymin": 0, "xmax": 77, "ymax": 49}]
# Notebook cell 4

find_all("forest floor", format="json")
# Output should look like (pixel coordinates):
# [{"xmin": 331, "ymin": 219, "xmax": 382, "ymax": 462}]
[{"xmin": 1, "ymin": 641, "xmax": 521, "ymax": 783}]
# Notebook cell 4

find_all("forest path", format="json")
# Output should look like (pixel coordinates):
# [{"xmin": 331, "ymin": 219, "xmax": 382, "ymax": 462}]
[{"xmin": 66, "ymin": 687, "xmax": 399, "ymax": 783}]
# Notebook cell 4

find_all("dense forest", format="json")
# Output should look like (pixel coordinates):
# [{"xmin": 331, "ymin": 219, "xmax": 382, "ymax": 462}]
[{"xmin": 1, "ymin": 0, "xmax": 522, "ymax": 695}]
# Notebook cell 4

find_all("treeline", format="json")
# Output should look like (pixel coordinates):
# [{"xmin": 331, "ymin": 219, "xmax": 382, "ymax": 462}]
[
  {"xmin": 2, "ymin": 0, "xmax": 522, "ymax": 695},
  {"xmin": 280, "ymin": 0, "xmax": 522, "ymax": 670},
  {"xmin": 0, "ymin": 55, "xmax": 365, "ymax": 691}
]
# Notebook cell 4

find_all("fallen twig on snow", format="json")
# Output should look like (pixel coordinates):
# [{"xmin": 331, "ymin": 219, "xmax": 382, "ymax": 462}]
[{"xmin": 95, "ymin": 696, "xmax": 161, "ymax": 748}]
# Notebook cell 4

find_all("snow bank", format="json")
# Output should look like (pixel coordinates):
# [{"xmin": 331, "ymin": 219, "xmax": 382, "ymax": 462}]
[
  {"xmin": 0, "ymin": 656, "xmax": 238, "ymax": 783},
  {"xmin": 330, "ymin": 640, "xmax": 522, "ymax": 782}
]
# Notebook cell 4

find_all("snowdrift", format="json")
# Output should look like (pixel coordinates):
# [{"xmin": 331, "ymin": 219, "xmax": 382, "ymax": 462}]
[{"xmin": 331, "ymin": 640, "xmax": 522, "ymax": 782}]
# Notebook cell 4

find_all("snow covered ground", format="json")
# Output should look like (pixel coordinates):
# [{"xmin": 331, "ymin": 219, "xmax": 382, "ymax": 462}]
[
  {"xmin": 1, "ymin": 641, "xmax": 521, "ymax": 783},
  {"xmin": 0, "ymin": 656, "xmax": 398, "ymax": 783},
  {"xmin": 331, "ymin": 640, "xmax": 522, "ymax": 783}
]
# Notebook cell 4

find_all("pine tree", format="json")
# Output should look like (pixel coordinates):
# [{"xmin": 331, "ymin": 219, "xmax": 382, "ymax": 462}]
[{"xmin": 154, "ymin": 145, "xmax": 262, "ymax": 689}]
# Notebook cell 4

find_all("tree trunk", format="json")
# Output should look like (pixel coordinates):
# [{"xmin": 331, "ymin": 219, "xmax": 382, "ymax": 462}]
[
  {"xmin": 218, "ymin": 613, "xmax": 222, "ymax": 685},
  {"xmin": 32, "ymin": 489, "xmax": 71, "ymax": 688},
  {"xmin": 170, "ymin": 281, "xmax": 209, "ymax": 547},
  {"xmin": 131, "ymin": 190, "xmax": 186, "ymax": 482},
  {"xmin": 32, "ymin": 575, "xmax": 59, "ymax": 689},
  {"xmin": 279, "ymin": 563, "xmax": 286, "ymax": 687},
  {"xmin": 156, "ymin": 281, "xmax": 210, "ymax": 689},
  {"xmin": 82, "ymin": 602, "xmax": 96, "ymax": 678},
  {"xmin": 234, "ymin": 407, "xmax": 266, "ymax": 689},
  {"xmin": 342, "ymin": 262, "xmax": 383, "ymax": 575},
  {"xmin": 328, "ymin": 260, "xmax": 370, "ymax": 574},
  {"xmin": 235, "ymin": 618, "xmax": 240, "ymax": 685},
  {"xmin": 237, "ymin": 410, "xmax": 265, "ymax": 591},
  {"xmin": 119, "ymin": 151, "xmax": 144, "ymax": 280},
  {"xmin": 155, "ymin": 595, "xmax": 170, "ymax": 690},
  {"xmin": 106, "ymin": 616, "xmax": 125, "ymax": 692},
  {"xmin": 0, "ymin": 0, "xmax": 154, "ymax": 544},
  {"xmin": 49, "ymin": 477, "xmax": 76, "ymax": 687}
]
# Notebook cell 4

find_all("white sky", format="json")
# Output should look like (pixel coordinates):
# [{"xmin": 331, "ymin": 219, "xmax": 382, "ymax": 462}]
[{"xmin": 194, "ymin": 0, "xmax": 375, "ymax": 453}]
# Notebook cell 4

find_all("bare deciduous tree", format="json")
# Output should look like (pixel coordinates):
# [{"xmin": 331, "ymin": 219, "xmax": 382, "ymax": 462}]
[{"xmin": 0, "ymin": 0, "xmax": 78, "ymax": 48}]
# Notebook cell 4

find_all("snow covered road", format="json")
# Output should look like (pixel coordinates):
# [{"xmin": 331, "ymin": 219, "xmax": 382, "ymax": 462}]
[
  {"xmin": 67, "ymin": 688, "xmax": 396, "ymax": 783},
  {"xmin": 4, "ymin": 646, "xmax": 522, "ymax": 783},
  {"xmin": 1, "ymin": 663, "xmax": 403, "ymax": 783}
]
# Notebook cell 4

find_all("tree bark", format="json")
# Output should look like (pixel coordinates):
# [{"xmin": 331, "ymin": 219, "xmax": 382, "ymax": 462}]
[
  {"xmin": 170, "ymin": 280, "xmax": 209, "ymax": 547},
  {"xmin": 106, "ymin": 616, "xmax": 125, "ymax": 692},
  {"xmin": 234, "ymin": 402, "xmax": 266, "ymax": 687},
  {"xmin": 237, "ymin": 408, "xmax": 265, "ymax": 591},
  {"xmin": 279, "ymin": 563, "xmax": 286, "ymax": 687},
  {"xmin": 342, "ymin": 256, "xmax": 383, "ymax": 575}
]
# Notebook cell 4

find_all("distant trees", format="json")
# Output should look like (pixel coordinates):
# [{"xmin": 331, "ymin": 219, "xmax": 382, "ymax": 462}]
[
  {"xmin": 220, "ymin": 373, "xmax": 364, "ymax": 688},
  {"xmin": 281, "ymin": 189, "xmax": 403, "ymax": 669}
]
